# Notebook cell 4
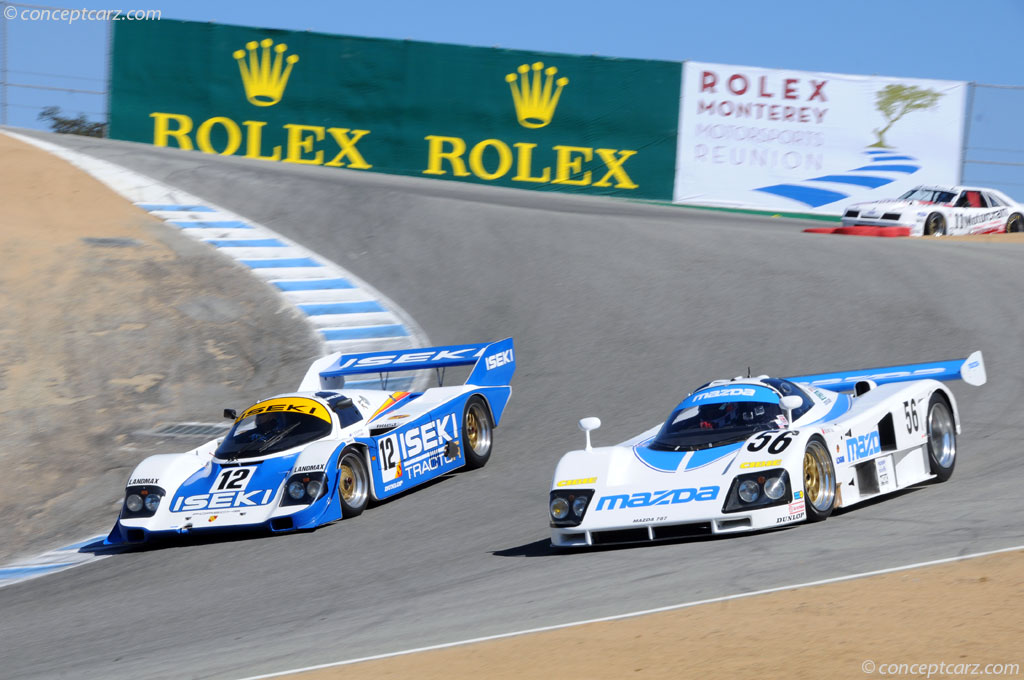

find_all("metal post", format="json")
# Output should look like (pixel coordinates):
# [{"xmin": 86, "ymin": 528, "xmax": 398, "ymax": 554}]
[
  {"xmin": 959, "ymin": 82, "xmax": 976, "ymax": 185},
  {"xmin": 103, "ymin": 14, "xmax": 111, "ymax": 134},
  {"xmin": 2, "ymin": 2, "xmax": 8, "ymax": 125}
]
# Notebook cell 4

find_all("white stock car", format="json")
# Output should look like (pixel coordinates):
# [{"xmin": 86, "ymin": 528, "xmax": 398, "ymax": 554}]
[
  {"xmin": 548, "ymin": 352, "xmax": 985, "ymax": 548},
  {"xmin": 840, "ymin": 186, "xmax": 1024, "ymax": 236}
]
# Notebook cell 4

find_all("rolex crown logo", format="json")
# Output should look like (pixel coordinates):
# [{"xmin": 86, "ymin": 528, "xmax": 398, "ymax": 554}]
[
  {"xmin": 505, "ymin": 62, "xmax": 569, "ymax": 129},
  {"xmin": 233, "ymin": 38, "xmax": 299, "ymax": 107}
]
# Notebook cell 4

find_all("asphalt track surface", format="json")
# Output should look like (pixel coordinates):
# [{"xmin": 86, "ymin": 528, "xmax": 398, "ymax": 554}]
[{"xmin": 3, "ymin": 131, "xmax": 1023, "ymax": 680}]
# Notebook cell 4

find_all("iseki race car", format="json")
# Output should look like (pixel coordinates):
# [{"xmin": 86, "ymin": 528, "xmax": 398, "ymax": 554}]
[
  {"xmin": 839, "ymin": 185, "xmax": 1024, "ymax": 236},
  {"xmin": 107, "ymin": 338, "xmax": 515, "ymax": 545},
  {"xmin": 548, "ymin": 352, "xmax": 985, "ymax": 548}
]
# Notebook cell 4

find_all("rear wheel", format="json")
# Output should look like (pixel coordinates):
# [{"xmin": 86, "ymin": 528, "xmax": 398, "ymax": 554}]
[
  {"xmin": 803, "ymin": 438, "xmax": 836, "ymax": 522},
  {"xmin": 923, "ymin": 212, "xmax": 946, "ymax": 236},
  {"xmin": 1007, "ymin": 213, "xmax": 1024, "ymax": 233},
  {"xmin": 925, "ymin": 394, "xmax": 956, "ymax": 483},
  {"xmin": 461, "ymin": 396, "xmax": 493, "ymax": 470},
  {"xmin": 337, "ymin": 448, "xmax": 369, "ymax": 518}
]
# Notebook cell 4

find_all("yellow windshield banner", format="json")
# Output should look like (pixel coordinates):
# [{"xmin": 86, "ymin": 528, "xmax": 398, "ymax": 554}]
[{"xmin": 239, "ymin": 397, "xmax": 331, "ymax": 424}]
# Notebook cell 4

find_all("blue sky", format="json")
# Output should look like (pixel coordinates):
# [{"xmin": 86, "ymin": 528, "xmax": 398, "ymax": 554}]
[{"xmin": 3, "ymin": 0, "xmax": 1023, "ymax": 191}]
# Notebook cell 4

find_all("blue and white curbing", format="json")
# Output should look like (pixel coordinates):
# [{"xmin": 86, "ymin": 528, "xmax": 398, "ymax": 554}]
[
  {"xmin": 0, "ymin": 129, "xmax": 431, "ymax": 586},
  {"xmin": 3, "ymin": 129, "xmax": 429, "ymax": 389}
]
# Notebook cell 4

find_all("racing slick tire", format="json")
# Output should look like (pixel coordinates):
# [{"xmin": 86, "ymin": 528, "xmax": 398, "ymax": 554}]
[
  {"xmin": 803, "ymin": 437, "xmax": 837, "ymax": 522},
  {"xmin": 337, "ymin": 447, "xmax": 370, "ymax": 518},
  {"xmin": 925, "ymin": 393, "xmax": 957, "ymax": 483},
  {"xmin": 923, "ymin": 212, "xmax": 946, "ymax": 236},
  {"xmin": 1007, "ymin": 213, "xmax": 1024, "ymax": 233},
  {"xmin": 461, "ymin": 396, "xmax": 493, "ymax": 470}
]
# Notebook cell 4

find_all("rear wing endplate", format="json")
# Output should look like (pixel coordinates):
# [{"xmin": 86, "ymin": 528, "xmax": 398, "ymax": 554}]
[
  {"xmin": 786, "ymin": 350, "xmax": 986, "ymax": 392},
  {"xmin": 298, "ymin": 338, "xmax": 515, "ymax": 391}
]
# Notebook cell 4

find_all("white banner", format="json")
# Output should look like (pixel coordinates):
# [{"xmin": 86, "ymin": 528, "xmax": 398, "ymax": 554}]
[{"xmin": 673, "ymin": 62, "xmax": 968, "ymax": 214}]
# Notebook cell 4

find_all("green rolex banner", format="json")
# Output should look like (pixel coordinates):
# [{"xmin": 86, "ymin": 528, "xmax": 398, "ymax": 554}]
[{"xmin": 109, "ymin": 19, "xmax": 680, "ymax": 200}]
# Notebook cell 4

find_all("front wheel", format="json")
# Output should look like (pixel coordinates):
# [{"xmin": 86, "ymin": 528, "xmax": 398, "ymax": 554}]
[
  {"xmin": 461, "ymin": 396, "xmax": 493, "ymax": 470},
  {"xmin": 803, "ymin": 438, "xmax": 837, "ymax": 522},
  {"xmin": 1007, "ymin": 213, "xmax": 1024, "ymax": 233},
  {"xmin": 923, "ymin": 212, "xmax": 946, "ymax": 236},
  {"xmin": 337, "ymin": 448, "xmax": 370, "ymax": 518},
  {"xmin": 925, "ymin": 394, "xmax": 956, "ymax": 483}
]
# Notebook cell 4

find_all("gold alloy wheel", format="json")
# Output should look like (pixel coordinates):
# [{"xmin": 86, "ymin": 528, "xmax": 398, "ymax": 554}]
[
  {"xmin": 339, "ymin": 463, "xmax": 357, "ymax": 503},
  {"xmin": 466, "ymin": 409, "xmax": 480, "ymax": 451},
  {"xmin": 803, "ymin": 449, "xmax": 820, "ymax": 503},
  {"xmin": 803, "ymin": 439, "xmax": 836, "ymax": 513},
  {"xmin": 337, "ymin": 450, "xmax": 369, "ymax": 512}
]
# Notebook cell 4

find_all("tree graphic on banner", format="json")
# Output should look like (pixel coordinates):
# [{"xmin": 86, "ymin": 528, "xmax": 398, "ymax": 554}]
[{"xmin": 870, "ymin": 84, "xmax": 942, "ymax": 148}]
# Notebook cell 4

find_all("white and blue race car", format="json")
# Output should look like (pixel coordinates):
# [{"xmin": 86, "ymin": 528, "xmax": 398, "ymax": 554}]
[
  {"xmin": 549, "ymin": 352, "xmax": 985, "ymax": 548},
  {"xmin": 107, "ymin": 338, "xmax": 514, "ymax": 545}
]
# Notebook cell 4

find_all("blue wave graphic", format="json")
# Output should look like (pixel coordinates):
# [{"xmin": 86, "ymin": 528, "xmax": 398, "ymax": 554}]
[{"xmin": 753, "ymin": 150, "xmax": 922, "ymax": 207}]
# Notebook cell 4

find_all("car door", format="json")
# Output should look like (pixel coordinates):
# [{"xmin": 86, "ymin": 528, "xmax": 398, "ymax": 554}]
[{"xmin": 952, "ymin": 190, "xmax": 990, "ymax": 234}]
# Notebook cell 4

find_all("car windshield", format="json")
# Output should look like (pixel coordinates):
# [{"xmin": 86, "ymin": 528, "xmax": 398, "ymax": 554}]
[
  {"xmin": 650, "ymin": 383, "xmax": 792, "ymax": 451},
  {"xmin": 898, "ymin": 188, "xmax": 956, "ymax": 204},
  {"xmin": 216, "ymin": 397, "xmax": 333, "ymax": 459},
  {"xmin": 651, "ymin": 400, "xmax": 788, "ymax": 450}
]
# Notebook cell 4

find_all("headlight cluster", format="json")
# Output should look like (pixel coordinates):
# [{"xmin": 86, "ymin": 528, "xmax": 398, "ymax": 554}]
[
  {"xmin": 281, "ymin": 472, "xmax": 327, "ymax": 506},
  {"xmin": 120, "ymin": 485, "xmax": 166, "ymax": 519},
  {"xmin": 723, "ymin": 470, "xmax": 791, "ymax": 513},
  {"xmin": 549, "ymin": 489, "xmax": 594, "ymax": 527}
]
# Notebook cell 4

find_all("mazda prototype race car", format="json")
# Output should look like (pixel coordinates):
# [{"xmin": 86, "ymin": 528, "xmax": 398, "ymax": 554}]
[
  {"xmin": 549, "ymin": 352, "xmax": 985, "ymax": 548},
  {"xmin": 107, "ymin": 339, "xmax": 514, "ymax": 545},
  {"xmin": 840, "ymin": 185, "xmax": 1024, "ymax": 236}
]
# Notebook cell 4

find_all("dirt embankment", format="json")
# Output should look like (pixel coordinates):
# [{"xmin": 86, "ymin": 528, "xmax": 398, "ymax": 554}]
[{"xmin": 0, "ymin": 132, "xmax": 320, "ymax": 563}]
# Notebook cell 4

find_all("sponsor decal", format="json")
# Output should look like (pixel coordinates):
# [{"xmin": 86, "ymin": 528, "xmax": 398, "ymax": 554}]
[
  {"xmin": 369, "ymin": 391, "xmax": 412, "ymax": 421},
  {"xmin": 129, "ymin": 478, "xmax": 159, "ymax": 486},
  {"xmin": 340, "ymin": 348, "xmax": 481, "ymax": 371},
  {"xmin": 379, "ymin": 414, "xmax": 458, "ymax": 481},
  {"xmin": 845, "ymin": 430, "xmax": 881, "ymax": 462},
  {"xmin": 422, "ymin": 63, "xmax": 638, "ymax": 191},
  {"xmin": 740, "ymin": 460, "xmax": 782, "ymax": 469},
  {"xmin": 789, "ymin": 500, "xmax": 805, "ymax": 514},
  {"xmin": 954, "ymin": 209, "xmax": 1006, "ymax": 230},
  {"xmin": 793, "ymin": 490, "xmax": 803, "ymax": 500},
  {"xmin": 233, "ymin": 39, "xmax": 299, "ymax": 107},
  {"xmin": 239, "ymin": 397, "xmax": 329, "ymax": 423},
  {"xmin": 595, "ymin": 486, "xmax": 720, "ymax": 511},
  {"xmin": 484, "ymin": 349, "xmax": 514, "ymax": 371},
  {"xmin": 690, "ymin": 387, "xmax": 756, "ymax": 402},
  {"xmin": 294, "ymin": 464, "xmax": 325, "ymax": 473},
  {"xmin": 875, "ymin": 456, "xmax": 893, "ymax": 491},
  {"xmin": 776, "ymin": 512, "xmax": 805, "ymax": 524},
  {"xmin": 506, "ymin": 62, "xmax": 569, "ymax": 129},
  {"xmin": 555, "ymin": 477, "xmax": 598, "ymax": 487},
  {"xmin": 149, "ymin": 38, "xmax": 372, "ymax": 169},
  {"xmin": 208, "ymin": 515, "xmax": 218, "ymax": 523},
  {"xmin": 695, "ymin": 68, "xmax": 829, "ymax": 123},
  {"xmin": 171, "ymin": 488, "xmax": 276, "ymax": 512},
  {"xmin": 807, "ymin": 367, "xmax": 947, "ymax": 387}
]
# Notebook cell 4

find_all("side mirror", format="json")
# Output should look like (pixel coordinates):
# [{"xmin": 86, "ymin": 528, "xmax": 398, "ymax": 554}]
[
  {"xmin": 223, "ymin": 408, "xmax": 237, "ymax": 421},
  {"xmin": 578, "ymin": 417, "xmax": 601, "ymax": 451},
  {"xmin": 779, "ymin": 395, "xmax": 802, "ymax": 423}
]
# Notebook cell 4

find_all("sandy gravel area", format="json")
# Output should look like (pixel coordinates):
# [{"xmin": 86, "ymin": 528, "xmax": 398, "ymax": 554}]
[
  {"xmin": 0, "ymin": 132, "xmax": 320, "ymax": 563},
  {"xmin": 283, "ymin": 548, "xmax": 1024, "ymax": 680}
]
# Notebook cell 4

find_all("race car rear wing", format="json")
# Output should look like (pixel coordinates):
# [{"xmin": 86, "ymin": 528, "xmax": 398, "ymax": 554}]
[
  {"xmin": 786, "ymin": 350, "xmax": 986, "ymax": 392},
  {"xmin": 297, "ymin": 338, "xmax": 515, "ymax": 391}
]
